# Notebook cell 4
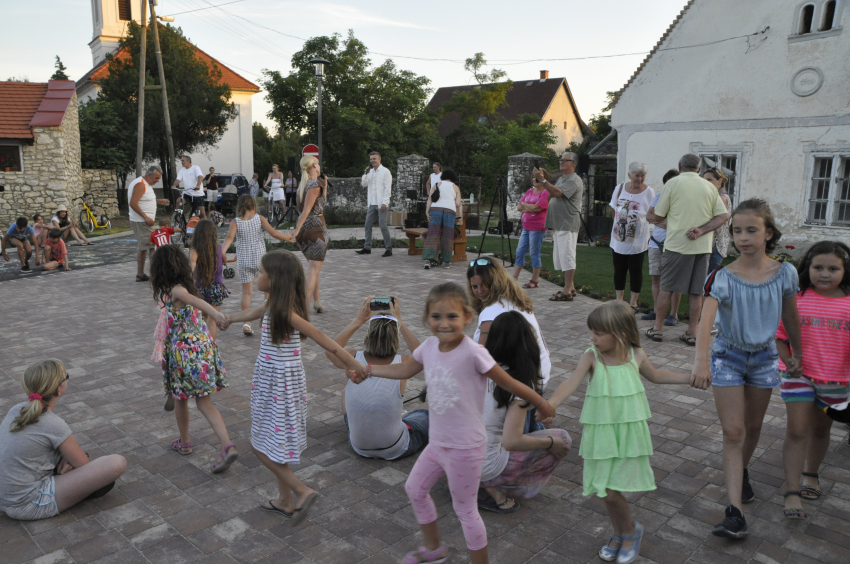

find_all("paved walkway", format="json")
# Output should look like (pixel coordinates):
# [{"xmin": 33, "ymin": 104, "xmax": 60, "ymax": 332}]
[{"xmin": 0, "ymin": 250, "xmax": 848, "ymax": 564}]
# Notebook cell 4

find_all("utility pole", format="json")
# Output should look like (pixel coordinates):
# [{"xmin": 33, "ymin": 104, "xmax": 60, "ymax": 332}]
[
  {"xmin": 147, "ymin": 0, "xmax": 176, "ymax": 191},
  {"xmin": 134, "ymin": 0, "xmax": 148, "ymax": 178}
]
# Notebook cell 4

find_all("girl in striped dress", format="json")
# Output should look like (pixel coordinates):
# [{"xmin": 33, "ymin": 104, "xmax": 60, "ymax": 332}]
[
  {"xmin": 224, "ymin": 250, "xmax": 367, "ymax": 525},
  {"xmin": 221, "ymin": 195, "xmax": 292, "ymax": 336}
]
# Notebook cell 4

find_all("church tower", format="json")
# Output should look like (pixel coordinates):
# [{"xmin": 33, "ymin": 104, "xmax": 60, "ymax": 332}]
[{"xmin": 89, "ymin": 0, "xmax": 143, "ymax": 65}]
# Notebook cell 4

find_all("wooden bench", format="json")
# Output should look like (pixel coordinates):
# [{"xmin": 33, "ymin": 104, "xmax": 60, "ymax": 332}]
[
  {"xmin": 402, "ymin": 228, "xmax": 427, "ymax": 256},
  {"xmin": 402, "ymin": 205, "xmax": 469, "ymax": 262}
]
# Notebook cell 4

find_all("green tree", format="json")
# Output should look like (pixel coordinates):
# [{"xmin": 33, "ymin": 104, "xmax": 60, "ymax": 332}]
[
  {"xmin": 441, "ymin": 53, "xmax": 512, "ymax": 128},
  {"xmin": 587, "ymin": 91, "xmax": 617, "ymax": 139},
  {"xmin": 96, "ymin": 22, "xmax": 237, "ymax": 187},
  {"xmin": 252, "ymin": 122, "xmax": 301, "ymax": 181},
  {"xmin": 262, "ymin": 30, "xmax": 441, "ymax": 176},
  {"xmin": 79, "ymin": 99, "xmax": 134, "ymax": 172},
  {"xmin": 50, "ymin": 56, "xmax": 69, "ymax": 80}
]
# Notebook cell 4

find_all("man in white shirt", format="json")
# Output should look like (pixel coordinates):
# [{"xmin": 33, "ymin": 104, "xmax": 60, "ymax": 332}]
[
  {"xmin": 128, "ymin": 166, "xmax": 169, "ymax": 281},
  {"xmin": 424, "ymin": 162, "xmax": 442, "ymax": 195},
  {"xmin": 171, "ymin": 155, "xmax": 206, "ymax": 219},
  {"xmin": 356, "ymin": 151, "xmax": 393, "ymax": 257}
]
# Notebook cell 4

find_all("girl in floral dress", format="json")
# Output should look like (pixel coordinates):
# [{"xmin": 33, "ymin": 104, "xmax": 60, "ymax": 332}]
[{"xmin": 150, "ymin": 244, "xmax": 239, "ymax": 474}]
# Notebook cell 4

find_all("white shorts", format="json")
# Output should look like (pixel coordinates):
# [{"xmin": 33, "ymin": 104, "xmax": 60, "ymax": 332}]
[
  {"xmin": 552, "ymin": 230, "xmax": 578, "ymax": 271},
  {"xmin": 206, "ymin": 189, "xmax": 219, "ymax": 202}
]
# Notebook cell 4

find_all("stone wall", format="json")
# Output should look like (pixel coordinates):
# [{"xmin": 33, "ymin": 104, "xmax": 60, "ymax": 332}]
[
  {"xmin": 81, "ymin": 169, "xmax": 119, "ymax": 219},
  {"xmin": 0, "ymin": 93, "xmax": 83, "ymax": 227},
  {"xmin": 506, "ymin": 153, "xmax": 547, "ymax": 220}
]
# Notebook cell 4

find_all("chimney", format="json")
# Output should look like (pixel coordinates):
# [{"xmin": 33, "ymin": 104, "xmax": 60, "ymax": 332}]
[{"xmin": 540, "ymin": 70, "xmax": 549, "ymax": 80}]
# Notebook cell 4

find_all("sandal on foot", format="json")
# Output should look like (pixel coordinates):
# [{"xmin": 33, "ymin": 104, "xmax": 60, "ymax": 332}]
[
  {"xmin": 477, "ymin": 495, "xmax": 520, "ymax": 513},
  {"xmin": 313, "ymin": 300, "xmax": 324, "ymax": 313},
  {"xmin": 401, "ymin": 545, "xmax": 449, "ymax": 564},
  {"xmin": 549, "ymin": 291, "xmax": 573, "ymax": 302},
  {"xmin": 783, "ymin": 491, "xmax": 809, "ymax": 519},
  {"xmin": 679, "ymin": 332, "xmax": 697, "ymax": 346},
  {"xmin": 522, "ymin": 280, "xmax": 539, "ymax": 289},
  {"xmin": 170, "ymin": 438, "xmax": 192, "ymax": 455},
  {"xmin": 645, "ymin": 328, "xmax": 663, "ymax": 342},
  {"xmin": 242, "ymin": 323, "xmax": 254, "ymax": 336},
  {"xmin": 800, "ymin": 472, "xmax": 821, "ymax": 500},
  {"xmin": 260, "ymin": 500, "xmax": 293, "ymax": 517},
  {"xmin": 211, "ymin": 444, "xmax": 238, "ymax": 474},
  {"xmin": 290, "ymin": 492, "xmax": 319, "ymax": 526}
]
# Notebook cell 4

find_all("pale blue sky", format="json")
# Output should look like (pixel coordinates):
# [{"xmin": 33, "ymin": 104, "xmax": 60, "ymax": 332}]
[{"xmin": 6, "ymin": 0, "xmax": 689, "ymax": 132}]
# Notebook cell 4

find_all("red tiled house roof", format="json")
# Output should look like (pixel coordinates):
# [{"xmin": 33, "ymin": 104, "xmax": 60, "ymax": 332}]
[
  {"xmin": 426, "ymin": 77, "xmax": 586, "ymax": 138},
  {"xmin": 610, "ymin": 0, "xmax": 697, "ymax": 108},
  {"xmin": 76, "ymin": 42, "xmax": 260, "ymax": 93},
  {"xmin": 0, "ymin": 80, "xmax": 76, "ymax": 141}
]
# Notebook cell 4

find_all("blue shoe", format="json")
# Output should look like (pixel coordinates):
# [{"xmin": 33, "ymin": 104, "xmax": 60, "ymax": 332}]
[
  {"xmin": 640, "ymin": 312, "xmax": 656, "ymax": 321},
  {"xmin": 616, "ymin": 522, "xmax": 643, "ymax": 564},
  {"xmin": 663, "ymin": 315, "xmax": 678, "ymax": 326},
  {"xmin": 598, "ymin": 535, "xmax": 622, "ymax": 561}
]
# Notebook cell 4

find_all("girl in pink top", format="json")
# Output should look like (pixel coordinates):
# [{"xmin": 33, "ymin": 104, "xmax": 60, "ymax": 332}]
[
  {"xmin": 512, "ymin": 171, "xmax": 551, "ymax": 288},
  {"xmin": 367, "ymin": 282, "xmax": 554, "ymax": 564},
  {"xmin": 777, "ymin": 241, "xmax": 850, "ymax": 519}
]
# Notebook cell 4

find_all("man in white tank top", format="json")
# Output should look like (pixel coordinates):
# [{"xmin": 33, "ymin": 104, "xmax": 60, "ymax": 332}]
[{"xmin": 424, "ymin": 162, "xmax": 442, "ymax": 195}]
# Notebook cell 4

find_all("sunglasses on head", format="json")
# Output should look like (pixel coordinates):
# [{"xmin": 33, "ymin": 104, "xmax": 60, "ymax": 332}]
[{"xmin": 469, "ymin": 258, "xmax": 491, "ymax": 267}]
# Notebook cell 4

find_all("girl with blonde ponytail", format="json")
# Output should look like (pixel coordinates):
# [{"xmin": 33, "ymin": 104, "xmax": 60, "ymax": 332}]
[{"xmin": 0, "ymin": 360, "xmax": 127, "ymax": 520}]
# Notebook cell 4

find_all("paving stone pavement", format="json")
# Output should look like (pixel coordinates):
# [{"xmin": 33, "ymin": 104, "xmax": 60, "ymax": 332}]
[{"xmin": 1, "ymin": 249, "xmax": 849, "ymax": 564}]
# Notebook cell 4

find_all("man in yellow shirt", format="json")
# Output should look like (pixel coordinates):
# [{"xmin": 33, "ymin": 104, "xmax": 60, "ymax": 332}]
[{"xmin": 646, "ymin": 154, "xmax": 729, "ymax": 344}]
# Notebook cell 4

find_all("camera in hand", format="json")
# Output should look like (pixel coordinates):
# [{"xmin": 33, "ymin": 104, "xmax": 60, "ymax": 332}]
[{"xmin": 370, "ymin": 297, "xmax": 394, "ymax": 311}]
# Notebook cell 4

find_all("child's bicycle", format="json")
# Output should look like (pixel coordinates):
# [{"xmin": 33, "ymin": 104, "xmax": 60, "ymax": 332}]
[
  {"xmin": 170, "ymin": 195, "xmax": 203, "ymax": 248},
  {"xmin": 73, "ymin": 192, "xmax": 111, "ymax": 233}
]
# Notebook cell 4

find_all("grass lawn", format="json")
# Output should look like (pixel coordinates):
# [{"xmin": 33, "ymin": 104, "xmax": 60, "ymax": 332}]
[{"xmin": 467, "ymin": 235, "xmax": 731, "ymax": 318}]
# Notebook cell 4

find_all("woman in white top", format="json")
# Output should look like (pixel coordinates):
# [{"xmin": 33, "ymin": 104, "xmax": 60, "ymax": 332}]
[
  {"xmin": 608, "ymin": 162, "xmax": 655, "ymax": 311},
  {"xmin": 263, "ymin": 164, "xmax": 285, "ymax": 206},
  {"xmin": 423, "ymin": 169, "xmax": 462, "ymax": 269},
  {"xmin": 325, "ymin": 296, "xmax": 429, "ymax": 460},
  {"xmin": 51, "ymin": 206, "xmax": 91, "ymax": 246}
]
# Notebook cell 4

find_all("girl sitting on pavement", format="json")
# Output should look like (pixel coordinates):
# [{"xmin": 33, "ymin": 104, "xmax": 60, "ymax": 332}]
[
  {"xmin": 223, "ymin": 250, "xmax": 366, "ymax": 525},
  {"xmin": 0, "ymin": 360, "xmax": 126, "ymax": 520},
  {"xmin": 478, "ymin": 311, "xmax": 571, "ymax": 514},
  {"xmin": 221, "ymin": 195, "xmax": 292, "ymax": 336},
  {"xmin": 150, "ymin": 244, "xmax": 238, "ymax": 474},
  {"xmin": 189, "ymin": 219, "xmax": 230, "ymax": 341},
  {"xmin": 326, "ymin": 295, "xmax": 428, "ymax": 460}
]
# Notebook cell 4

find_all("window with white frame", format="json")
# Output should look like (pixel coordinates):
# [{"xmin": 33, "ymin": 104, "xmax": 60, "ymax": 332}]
[
  {"xmin": 699, "ymin": 152, "xmax": 741, "ymax": 203},
  {"xmin": 790, "ymin": 0, "xmax": 844, "ymax": 41},
  {"xmin": 806, "ymin": 154, "xmax": 850, "ymax": 226}
]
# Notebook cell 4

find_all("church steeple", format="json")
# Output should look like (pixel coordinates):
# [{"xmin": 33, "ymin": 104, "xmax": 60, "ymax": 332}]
[{"xmin": 89, "ymin": 0, "xmax": 143, "ymax": 65}]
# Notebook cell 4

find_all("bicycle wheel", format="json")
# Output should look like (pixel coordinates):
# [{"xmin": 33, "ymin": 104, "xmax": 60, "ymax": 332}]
[
  {"xmin": 100, "ymin": 215, "xmax": 111, "ymax": 229},
  {"xmin": 80, "ymin": 210, "xmax": 94, "ymax": 233},
  {"xmin": 170, "ymin": 210, "xmax": 185, "ymax": 245}
]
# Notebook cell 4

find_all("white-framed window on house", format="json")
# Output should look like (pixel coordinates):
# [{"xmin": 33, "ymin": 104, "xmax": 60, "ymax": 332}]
[
  {"xmin": 790, "ymin": 0, "xmax": 844, "ymax": 41},
  {"xmin": 699, "ymin": 152, "xmax": 741, "ymax": 203},
  {"xmin": 806, "ymin": 154, "xmax": 850, "ymax": 226}
]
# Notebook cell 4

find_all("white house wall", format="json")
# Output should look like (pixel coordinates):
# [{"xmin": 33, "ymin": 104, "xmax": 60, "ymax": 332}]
[{"xmin": 190, "ymin": 90, "xmax": 254, "ymax": 179}]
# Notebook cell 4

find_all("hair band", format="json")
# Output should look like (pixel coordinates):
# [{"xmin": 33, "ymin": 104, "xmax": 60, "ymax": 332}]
[
  {"xmin": 369, "ymin": 315, "xmax": 398, "ymax": 325},
  {"xmin": 28, "ymin": 393, "xmax": 43, "ymax": 402}
]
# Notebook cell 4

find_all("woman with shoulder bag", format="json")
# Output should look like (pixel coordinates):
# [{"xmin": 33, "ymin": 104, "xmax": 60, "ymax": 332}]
[{"xmin": 423, "ymin": 169, "xmax": 462, "ymax": 269}]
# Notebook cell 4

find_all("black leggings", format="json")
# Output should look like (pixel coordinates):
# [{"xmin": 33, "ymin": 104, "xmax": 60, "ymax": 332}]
[{"xmin": 612, "ymin": 250, "xmax": 645, "ymax": 293}]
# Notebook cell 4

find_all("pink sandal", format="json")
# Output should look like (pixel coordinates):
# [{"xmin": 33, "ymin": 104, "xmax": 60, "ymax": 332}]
[
  {"xmin": 401, "ymin": 545, "xmax": 449, "ymax": 563},
  {"xmin": 171, "ymin": 438, "xmax": 192, "ymax": 455},
  {"xmin": 211, "ymin": 443, "xmax": 238, "ymax": 474}
]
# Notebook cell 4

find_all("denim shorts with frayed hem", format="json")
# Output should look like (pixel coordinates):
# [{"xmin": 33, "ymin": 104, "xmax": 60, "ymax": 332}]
[{"xmin": 710, "ymin": 335, "xmax": 781, "ymax": 388}]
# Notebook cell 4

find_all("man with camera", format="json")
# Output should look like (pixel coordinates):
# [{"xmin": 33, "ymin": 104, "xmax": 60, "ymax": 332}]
[
  {"xmin": 356, "ymin": 151, "xmax": 393, "ymax": 257},
  {"xmin": 534, "ymin": 151, "xmax": 583, "ymax": 301}
]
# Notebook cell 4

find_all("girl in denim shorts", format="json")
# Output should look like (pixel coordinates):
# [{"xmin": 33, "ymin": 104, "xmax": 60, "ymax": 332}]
[{"xmin": 692, "ymin": 199, "xmax": 803, "ymax": 540}]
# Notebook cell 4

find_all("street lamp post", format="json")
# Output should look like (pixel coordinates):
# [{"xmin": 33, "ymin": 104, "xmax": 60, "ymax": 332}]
[{"xmin": 309, "ymin": 58, "xmax": 330, "ymax": 167}]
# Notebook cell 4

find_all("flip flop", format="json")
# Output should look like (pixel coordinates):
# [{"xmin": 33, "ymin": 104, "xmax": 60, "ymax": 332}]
[
  {"xmin": 260, "ymin": 500, "xmax": 293, "ymax": 518},
  {"xmin": 522, "ymin": 281, "xmax": 539, "ymax": 289},
  {"xmin": 549, "ymin": 291, "xmax": 573, "ymax": 302},
  {"xmin": 290, "ymin": 492, "xmax": 319, "ymax": 526},
  {"xmin": 477, "ymin": 495, "xmax": 520, "ymax": 513}
]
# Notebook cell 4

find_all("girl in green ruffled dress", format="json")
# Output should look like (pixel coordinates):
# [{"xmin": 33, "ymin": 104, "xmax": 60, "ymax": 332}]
[{"xmin": 548, "ymin": 301, "xmax": 698, "ymax": 564}]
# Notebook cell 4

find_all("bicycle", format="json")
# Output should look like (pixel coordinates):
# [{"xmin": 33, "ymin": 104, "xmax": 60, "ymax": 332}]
[
  {"xmin": 74, "ymin": 192, "xmax": 111, "ymax": 233},
  {"xmin": 266, "ymin": 197, "xmax": 283, "ymax": 226},
  {"xmin": 170, "ymin": 193, "xmax": 203, "ymax": 248}
]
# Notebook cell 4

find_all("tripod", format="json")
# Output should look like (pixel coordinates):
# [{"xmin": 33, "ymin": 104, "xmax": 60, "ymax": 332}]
[
  {"xmin": 476, "ymin": 174, "xmax": 514, "ymax": 265},
  {"xmin": 278, "ymin": 203, "xmax": 298, "ymax": 229}
]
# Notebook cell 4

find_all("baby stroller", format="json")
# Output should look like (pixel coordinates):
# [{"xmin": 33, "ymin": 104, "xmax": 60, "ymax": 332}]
[{"xmin": 219, "ymin": 184, "xmax": 239, "ymax": 218}]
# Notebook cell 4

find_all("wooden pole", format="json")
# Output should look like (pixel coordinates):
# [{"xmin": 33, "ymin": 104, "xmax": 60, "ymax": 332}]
[
  {"xmin": 147, "ymin": 0, "xmax": 176, "ymax": 190},
  {"xmin": 134, "ymin": 0, "xmax": 148, "ymax": 178}
]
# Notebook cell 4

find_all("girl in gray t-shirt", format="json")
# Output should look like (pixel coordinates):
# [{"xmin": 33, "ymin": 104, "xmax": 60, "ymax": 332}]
[{"xmin": 0, "ymin": 360, "xmax": 126, "ymax": 520}]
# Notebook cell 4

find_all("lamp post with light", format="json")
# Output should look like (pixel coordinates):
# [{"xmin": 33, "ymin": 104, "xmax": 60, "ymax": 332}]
[{"xmin": 309, "ymin": 58, "xmax": 330, "ymax": 167}]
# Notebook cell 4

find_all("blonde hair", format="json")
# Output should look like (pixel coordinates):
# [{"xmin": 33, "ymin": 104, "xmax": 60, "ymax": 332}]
[
  {"xmin": 297, "ymin": 156, "xmax": 319, "ymax": 204},
  {"xmin": 466, "ymin": 259, "xmax": 534, "ymax": 314},
  {"xmin": 364, "ymin": 318, "xmax": 400, "ymax": 358},
  {"xmin": 11, "ymin": 360, "xmax": 66, "ymax": 432},
  {"xmin": 586, "ymin": 301, "xmax": 641, "ymax": 363},
  {"xmin": 236, "ymin": 194, "xmax": 257, "ymax": 218},
  {"xmin": 423, "ymin": 282, "xmax": 475, "ymax": 324}
]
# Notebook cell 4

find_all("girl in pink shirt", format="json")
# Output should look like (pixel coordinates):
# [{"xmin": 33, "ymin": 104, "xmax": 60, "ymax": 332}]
[
  {"xmin": 368, "ymin": 282, "xmax": 554, "ymax": 564},
  {"xmin": 778, "ymin": 241, "xmax": 850, "ymax": 519}
]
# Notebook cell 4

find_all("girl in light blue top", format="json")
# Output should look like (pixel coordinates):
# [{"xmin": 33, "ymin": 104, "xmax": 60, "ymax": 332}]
[{"xmin": 692, "ymin": 199, "xmax": 803, "ymax": 541}]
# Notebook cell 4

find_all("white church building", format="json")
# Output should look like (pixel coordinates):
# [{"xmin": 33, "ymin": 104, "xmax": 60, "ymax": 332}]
[
  {"xmin": 76, "ymin": 0, "xmax": 259, "ymax": 179},
  {"xmin": 611, "ymin": 0, "xmax": 849, "ymax": 247}
]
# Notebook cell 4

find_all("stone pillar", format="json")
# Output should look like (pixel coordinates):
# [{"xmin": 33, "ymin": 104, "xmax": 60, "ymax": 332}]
[
  {"xmin": 395, "ymin": 154, "xmax": 430, "ymax": 211},
  {"xmin": 506, "ymin": 153, "xmax": 547, "ymax": 221}
]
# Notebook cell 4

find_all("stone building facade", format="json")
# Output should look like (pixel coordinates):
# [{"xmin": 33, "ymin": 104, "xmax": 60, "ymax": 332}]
[{"xmin": 81, "ymin": 169, "xmax": 119, "ymax": 219}]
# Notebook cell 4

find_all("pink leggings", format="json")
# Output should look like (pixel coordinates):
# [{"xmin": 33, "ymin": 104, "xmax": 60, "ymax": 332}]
[{"xmin": 404, "ymin": 443, "xmax": 488, "ymax": 551}]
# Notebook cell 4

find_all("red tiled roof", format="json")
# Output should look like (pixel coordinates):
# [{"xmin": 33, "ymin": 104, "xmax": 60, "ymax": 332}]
[
  {"xmin": 426, "ymin": 78, "xmax": 585, "ymax": 138},
  {"xmin": 77, "ymin": 38, "xmax": 260, "ymax": 93},
  {"xmin": 610, "ymin": 0, "xmax": 697, "ymax": 109},
  {"xmin": 0, "ymin": 80, "xmax": 75, "ymax": 140}
]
